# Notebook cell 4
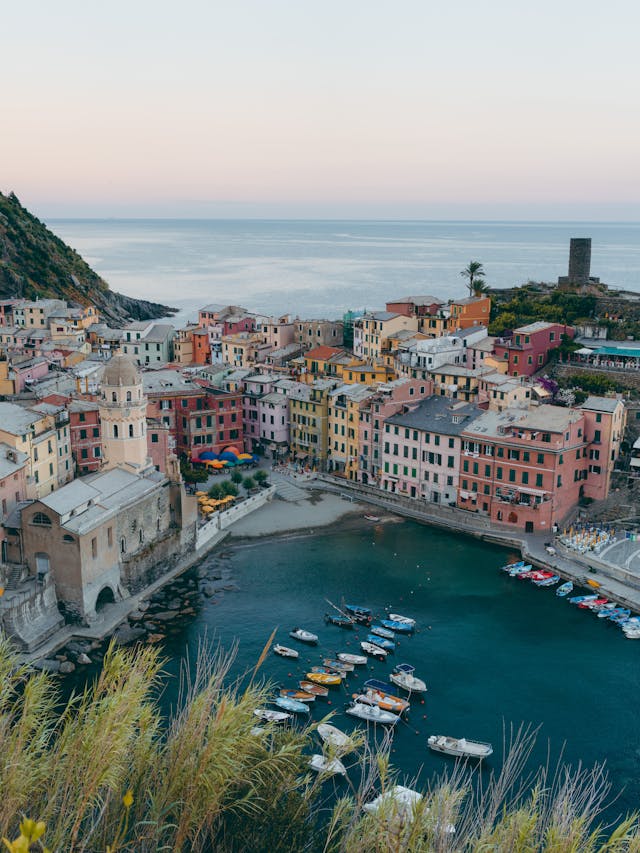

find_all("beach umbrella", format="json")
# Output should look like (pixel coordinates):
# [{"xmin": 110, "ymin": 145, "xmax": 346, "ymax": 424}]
[
  {"xmin": 219, "ymin": 452, "xmax": 237, "ymax": 462},
  {"xmin": 199, "ymin": 451, "xmax": 217, "ymax": 461},
  {"xmin": 195, "ymin": 491, "xmax": 207, "ymax": 497},
  {"xmin": 202, "ymin": 505, "xmax": 214, "ymax": 513},
  {"xmin": 223, "ymin": 446, "xmax": 241, "ymax": 456},
  {"xmin": 238, "ymin": 453, "xmax": 253, "ymax": 460}
]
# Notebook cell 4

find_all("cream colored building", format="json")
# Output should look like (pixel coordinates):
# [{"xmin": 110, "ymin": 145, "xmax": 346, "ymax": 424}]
[{"xmin": 99, "ymin": 353, "xmax": 151, "ymax": 472}]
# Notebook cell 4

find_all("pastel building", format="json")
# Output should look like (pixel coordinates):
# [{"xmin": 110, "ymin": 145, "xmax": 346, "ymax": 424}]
[
  {"xmin": 289, "ymin": 379, "xmax": 336, "ymax": 469},
  {"xmin": 447, "ymin": 296, "xmax": 491, "ymax": 332},
  {"xmin": 99, "ymin": 354, "xmax": 150, "ymax": 473},
  {"xmin": 68, "ymin": 400, "xmax": 103, "ymax": 475},
  {"xmin": 385, "ymin": 295, "xmax": 444, "ymax": 319},
  {"xmin": 295, "ymin": 319, "xmax": 343, "ymax": 350},
  {"xmin": 493, "ymin": 322, "xmax": 571, "ymax": 377},
  {"xmin": 327, "ymin": 384, "xmax": 376, "ymax": 478},
  {"xmin": 353, "ymin": 312, "xmax": 419, "ymax": 360},
  {"xmin": 381, "ymin": 397, "xmax": 480, "ymax": 503},
  {"xmin": 580, "ymin": 396, "xmax": 626, "ymax": 501},
  {"xmin": 0, "ymin": 444, "xmax": 28, "ymax": 561},
  {"xmin": 120, "ymin": 321, "xmax": 175, "ymax": 365},
  {"xmin": 357, "ymin": 377, "xmax": 433, "ymax": 486}
]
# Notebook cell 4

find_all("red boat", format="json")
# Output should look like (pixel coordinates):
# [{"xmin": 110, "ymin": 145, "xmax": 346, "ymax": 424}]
[
  {"xmin": 578, "ymin": 597, "xmax": 608, "ymax": 610},
  {"xmin": 522, "ymin": 570, "xmax": 554, "ymax": 582}
]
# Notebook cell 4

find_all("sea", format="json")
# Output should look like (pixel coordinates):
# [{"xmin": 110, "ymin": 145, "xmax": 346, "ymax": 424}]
[{"xmin": 48, "ymin": 219, "xmax": 640, "ymax": 323}]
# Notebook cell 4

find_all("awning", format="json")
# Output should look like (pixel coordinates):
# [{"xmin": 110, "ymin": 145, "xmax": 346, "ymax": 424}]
[{"xmin": 574, "ymin": 347, "xmax": 595, "ymax": 355}]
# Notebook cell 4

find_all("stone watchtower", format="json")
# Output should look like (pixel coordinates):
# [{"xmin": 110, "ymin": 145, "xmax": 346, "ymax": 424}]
[
  {"xmin": 99, "ymin": 353, "xmax": 151, "ymax": 471},
  {"xmin": 558, "ymin": 238, "xmax": 599, "ymax": 289}
]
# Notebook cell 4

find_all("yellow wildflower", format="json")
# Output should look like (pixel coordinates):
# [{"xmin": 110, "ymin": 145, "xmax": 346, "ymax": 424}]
[{"xmin": 122, "ymin": 789, "xmax": 134, "ymax": 809}]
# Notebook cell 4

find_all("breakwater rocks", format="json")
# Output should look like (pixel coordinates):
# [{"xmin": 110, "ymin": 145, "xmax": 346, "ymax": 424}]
[{"xmin": 34, "ymin": 552, "xmax": 239, "ymax": 674}]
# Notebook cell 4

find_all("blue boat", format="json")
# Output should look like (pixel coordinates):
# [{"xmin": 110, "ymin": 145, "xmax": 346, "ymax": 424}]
[
  {"xmin": 556, "ymin": 581, "xmax": 573, "ymax": 597},
  {"xmin": 363, "ymin": 677, "xmax": 401, "ymax": 696},
  {"xmin": 533, "ymin": 575, "xmax": 560, "ymax": 587},
  {"xmin": 370, "ymin": 625, "xmax": 395, "ymax": 640},
  {"xmin": 344, "ymin": 604, "xmax": 372, "ymax": 624},
  {"xmin": 500, "ymin": 560, "xmax": 525, "ymax": 572},
  {"xmin": 273, "ymin": 696, "xmax": 310, "ymax": 715},
  {"xmin": 324, "ymin": 613, "xmax": 354, "ymax": 628},
  {"xmin": 568, "ymin": 594, "xmax": 599, "ymax": 605},
  {"xmin": 608, "ymin": 608, "xmax": 630, "ymax": 623},
  {"xmin": 381, "ymin": 619, "xmax": 414, "ymax": 634},
  {"xmin": 366, "ymin": 634, "xmax": 395, "ymax": 651}
]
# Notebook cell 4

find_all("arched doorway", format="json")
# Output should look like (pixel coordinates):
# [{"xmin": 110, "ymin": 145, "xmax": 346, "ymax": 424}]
[
  {"xmin": 95, "ymin": 586, "xmax": 116, "ymax": 612},
  {"xmin": 35, "ymin": 552, "xmax": 50, "ymax": 578}
]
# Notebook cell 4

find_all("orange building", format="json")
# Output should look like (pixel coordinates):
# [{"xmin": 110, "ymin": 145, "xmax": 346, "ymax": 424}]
[{"xmin": 447, "ymin": 296, "xmax": 491, "ymax": 332}]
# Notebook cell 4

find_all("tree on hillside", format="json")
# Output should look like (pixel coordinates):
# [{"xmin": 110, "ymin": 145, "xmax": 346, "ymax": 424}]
[{"xmin": 460, "ymin": 261, "xmax": 485, "ymax": 296}]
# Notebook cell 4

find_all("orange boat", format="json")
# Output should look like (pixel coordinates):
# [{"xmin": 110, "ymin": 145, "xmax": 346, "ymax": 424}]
[
  {"xmin": 353, "ymin": 689, "xmax": 410, "ymax": 715},
  {"xmin": 305, "ymin": 671, "xmax": 342, "ymax": 687}
]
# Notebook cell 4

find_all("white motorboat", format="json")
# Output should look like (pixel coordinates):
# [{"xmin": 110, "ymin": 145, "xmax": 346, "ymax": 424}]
[
  {"xmin": 428, "ymin": 734, "xmax": 493, "ymax": 759},
  {"xmin": 363, "ymin": 785, "xmax": 422, "ymax": 816},
  {"xmin": 309, "ymin": 753, "xmax": 347, "ymax": 775},
  {"xmin": 273, "ymin": 644, "xmax": 299, "ymax": 659},
  {"xmin": 346, "ymin": 701, "xmax": 400, "ymax": 725},
  {"xmin": 253, "ymin": 708, "xmax": 291, "ymax": 723},
  {"xmin": 360, "ymin": 641, "xmax": 388, "ymax": 658},
  {"xmin": 250, "ymin": 726, "xmax": 266, "ymax": 736},
  {"xmin": 337, "ymin": 652, "xmax": 368, "ymax": 665},
  {"xmin": 389, "ymin": 664, "xmax": 427, "ymax": 694},
  {"xmin": 289, "ymin": 627, "xmax": 318, "ymax": 644},
  {"xmin": 317, "ymin": 723, "xmax": 353, "ymax": 750},
  {"xmin": 388, "ymin": 613, "xmax": 416, "ymax": 627}
]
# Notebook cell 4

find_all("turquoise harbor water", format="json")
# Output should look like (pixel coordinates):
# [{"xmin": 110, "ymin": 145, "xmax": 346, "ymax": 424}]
[{"xmin": 145, "ymin": 519, "xmax": 640, "ymax": 816}]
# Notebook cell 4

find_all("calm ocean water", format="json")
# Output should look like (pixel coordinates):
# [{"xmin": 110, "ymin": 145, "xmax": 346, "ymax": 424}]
[{"xmin": 49, "ymin": 219, "xmax": 640, "ymax": 321}]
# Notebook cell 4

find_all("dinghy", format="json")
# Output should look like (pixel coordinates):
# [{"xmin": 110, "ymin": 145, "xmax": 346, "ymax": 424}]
[
  {"xmin": 299, "ymin": 680, "xmax": 329, "ymax": 697},
  {"xmin": 323, "ymin": 658, "xmax": 354, "ymax": 673},
  {"xmin": 597, "ymin": 603, "xmax": 618, "ymax": 617},
  {"xmin": 556, "ymin": 581, "xmax": 573, "ymax": 597},
  {"xmin": 273, "ymin": 696, "xmax": 310, "ymax": 715},
  {"xmin": 365, "ymin": 634, "xmax": 395, "ymax": 651},
  {"xmin": 360, "ymin": 641, "xmax": 388, "ymax": 658},
  {"xmin": 500, "ymin": 560, "xmax": 525, "ymax": 573},
  {"xmin": 533, "ymin": 575, "xmax": 560, "ymax": 587},
  {"xmin": 569, "ymin": 594, "xmax": 599, "ymax": 605},
  {"xmin": 353, "ymin": 689, "xmax": 410, "ymax": 715},
  {"xmin": 289, "ymin": 628, "xmax": 318, "ymax": 644},
  {"xmin": 381, "ymin": 619, "xmax": 413, "ymax": 634},
  {"xmin": 273, "ymin": 644, "xmax": 299, "ymax": 659},
  {"xmin": 305, "ymin": 671, "xmax": 342, "ymax": 686},
  {"xmin": 428, "ymin": 734, "xmax": 493, "ymax": 759},
  {"xmin": 317, "ymin": 723, "xmax": 352, "ymax": 749},
  {"xmin": 279, "ymin": 688, "xmax": 316, "ymax": 703},
  {"xmin": 388, "ymin": 613, "xmax": 416, "ymax": 627},
  {"xmin": 337, "ymin": 652, "xmax": 367, "ymax": 665},
  {"xmin": 370, "ymin": 625, "xmax": 395, "ymax": 640},
  {"xmin": 509, "ymin": 564, "xmax": 533, "ymax": 576},
  {"xmin": 253, "ymin": 708, "xmax": 291, "ymax": 723},
  {"xmin": 344, "ymin": 604, "xmax": 372, "ymax": 624},
  {"xmin": 309, "ymin": 754, "xmax": 347, "ymax": 775},
  {"xmin": 324, "ymin": 613, "xmax": 354, "ymax": 628},
  {"xmin": 311, "ymin": 665, "xmax": 346, "ymax": 679},
  {"xmin": 346, "ymin": 701, "xmax": 400, "ymax": 725},
  {"xmin": 389, "ymin": 663, "xmax": 427, "ymax": 694}
]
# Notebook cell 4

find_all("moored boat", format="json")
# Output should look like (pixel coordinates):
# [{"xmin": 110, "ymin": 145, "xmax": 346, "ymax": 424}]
[
  {"xmin": 344, "ymin": 604, "xmax": 372, "ymax": 624},
  {"xmin": 597, "ymin": 603, "xmax": 618, "ymax": 617},
  {"xmin": 273, "ymin": 644, "xmax": 299, "ymax": 659},
  {"xmin": 299, "ymin": 680, "xmax": 329, "ymax": 697},
  {"xmin": 279, "ymin": 688, "xmax": 316, "ymax": 703},
  {"xmin": 274, "ymin": 696, "xmax": 310, "ymax": 715},
  {"xmin": 289, "ymin": 627, "xmax": 318, "ymax": 644},
  {"xmin": 323, "ymin": 658, "xmax": 354, "ymax": 673},
  {"xmin": 337, "ymin": 652, "xmax": 367, "ymax": 665},
  {"xmin": 533, "ymin": 574, "xmax": 560, "ymax": 587},
  {"xmin": 360, "ymin": 641, "xmax": 388, "ymax": 658},
  {"xmin": 366, "ymin": 633, "xmax": 395, "ymax": 651},
  {"xmin": 381, "ymin": 618, "xmax": 414, "ymax": 634},
  {"xmin": 311, "ymin": 665, "xmax": 346, "ymax": 679},
  {"xmin": 427, "ymin": 734, "xmax": 493, "ymax": 759},
  {"xmin": 579, "ymin": 597, "xmax": 608, "ymax": 610},
  {"xmin": 254, "ymin": 708, "xmax": 291, "ymax": 723},
  {"xmin": 500, "ymin": 560, "xmax": 525, "ymax": 573},
  {"xmin": 346, "ymin": 700, "xmax": 400, "ymax": 725},
  {"xmin": 556, "ymin": 581, "xmax": 573, "ymax": 597},
  {"xmin": 389, "ymin": 663, "xmax": 427, "ymax": 694},
  {"xmin": 309, "ymin": 754, "xmax": 347, "ymax": 775},
  {"xmin": 305, "ymin": 671, "xmax": 342, "ymax": 686},
  {"xmin": 364, "ymin": 515, "xmax": 381, "ymax": 522},
  {"xmin": 364, "ymin": 677, "xmax": 400, "ymax": 694},
  {"xmin": 569, "ymin": 594, "xmax": 599, "ymax": 605},
  {"xmin": 324, "ymin": 613, "xmax": 354, "ymax": 628},
  {"xmin": 388, "ymin": 613, "xmax": 416, "ymax": 627},
  {"xmin": 354, "ymin": 689, "xmax": 410, "ymax": 715},
  {"xmin": 317, "ymin": 722, "xmax": 353, "ymax": 749},
  {"xmin": 509, "ymin": 564, "xmax": 533, "ymax": 576},
  {"xmin": 370, "ymin": 624, "xmax": 395, "ymax": 640},
  {"xmin": 609, "ymin": 609, "xmax": 631, "ymax": 624}
]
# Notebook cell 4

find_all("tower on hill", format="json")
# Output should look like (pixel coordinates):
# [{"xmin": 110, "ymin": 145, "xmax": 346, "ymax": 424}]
[
  {"xmin": 558, "ymin": 238, "xmax": 600, "ymax": 289},
  {"xmin": 99, "ymin": 352, "xmax": 151, "ymax": 472}
]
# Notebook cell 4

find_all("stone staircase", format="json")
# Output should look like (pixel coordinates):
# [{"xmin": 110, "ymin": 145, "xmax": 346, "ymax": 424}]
[
  {"xmin": 1, "ymin": 562, "xmax": 25, "ymax": 591},
  {"xmin": 270, "ymin": 474, "xmax": 310, "ymax": 503}
]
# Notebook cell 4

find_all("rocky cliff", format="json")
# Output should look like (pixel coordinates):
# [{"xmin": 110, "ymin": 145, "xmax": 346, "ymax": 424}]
[{"xmin": 0, "ymin": 191, "xmax": 175, "ymax": 324}]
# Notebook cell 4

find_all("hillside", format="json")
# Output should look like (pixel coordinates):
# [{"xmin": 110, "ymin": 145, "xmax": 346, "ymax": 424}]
[{"xmin": 0, "ymin": 191, "xmax": 175, "ymax": 324}]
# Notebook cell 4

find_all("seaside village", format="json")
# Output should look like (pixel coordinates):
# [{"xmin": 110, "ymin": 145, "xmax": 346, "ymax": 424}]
[{"xmin": 0, "ymin": 285, "xmax": 629, "ymax": 652}]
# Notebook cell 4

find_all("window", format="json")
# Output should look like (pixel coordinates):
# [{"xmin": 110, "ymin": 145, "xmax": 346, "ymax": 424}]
[
  {"xmin": 508, "ymin": 469, "xmax": 516, "ymax": 482},
  {"xmin": 535, "ymin": 473, "xmax": 543, "ymax": 487},
  {"xmin": 537, "ymin": 453, "xmax": 544, "ymax": 464},
  {"xmin": 126, "ymin": 391, "xmax": 132, "ymax": 402},
  {"xmin": 522, "ymin": 471, "xmax": 529, "ymax": 484},
  {"xmin": 112, "ymin": 391, "xmax": 117, "ymax": 402},
  {"xmin": 79, "ymin": 429, "xmax": 87, "ymax": 439},
  {"xmin": 32, "ymin": 512, "xmax": 52, "ymax": 526},
  {"xmin": 113, "ymin": 425, "xmax": 119, "ymax": 438},
  {"xmin": 496, "ymin": 467, "xmax": 503, "ymax": 480},
  {"xmin": 151, "ymin": 433, "xmax": 159, "ymax": 444},
  {"xmin": 94, "ymin": 447, "xmax": 101, "ymax": 458},
  {"xmin": 107, "ymin": 527, "xmax": 113, "ymax": 547},
  {"xmin": 91, "ymin": 537, "xmax": 97, "ymax": 558},
  {"xmin": 120, "ymin": 537, "xmax": 126, "ymax": 553},
  {"xmin": 93, "ymin": 428, "xmax": 99, "ymax": 438},
  {"xmin": 81, "ymin": 449, "xmax": 88, "ymax": 459}
]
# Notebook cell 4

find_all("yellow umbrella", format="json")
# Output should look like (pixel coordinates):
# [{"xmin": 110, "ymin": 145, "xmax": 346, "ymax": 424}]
[
  {"xmin": 202, "ymin": 505, "xmax": 214, "ymax": 513},
  {"xmin": 195, "ymin": 491, "xmax": 207, "ymax": 497}
]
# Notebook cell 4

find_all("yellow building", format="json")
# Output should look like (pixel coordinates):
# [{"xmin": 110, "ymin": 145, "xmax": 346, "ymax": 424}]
[
  {"xmin": 354, "ymin": 312, "xmax": 419, "ymax": 360},
  {"xmin": 429, "ymin": 364, "xmax": 493, "ymax": 403},
  {"xmin": 328, "ymin": 384, "xmax": 376, "ymax": 478},
  {"xmin": 0, "ymin": 402, "xmax": 73, "ymax": 498},
  {"xmin": 174, "ymin": 325, "xmax": 196, "ymax": 364},
  {"xmin": 289, "ymin": 379, "xmax": 336, "ymax": 469},
  {"xmin": 222, "ymin": 332, "xmax": 270, "ymax": 368},
  {"xmin": 417, "ymin": 314, "xmax": 448, "ymax": 337},
  {"xmin": 340, "ymin": 360, "xmax": 397, "ymax": 385}
]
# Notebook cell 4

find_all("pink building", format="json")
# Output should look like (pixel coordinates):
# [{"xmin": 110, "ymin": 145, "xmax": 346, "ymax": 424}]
[
  {"xmin": 580, "ymin": 396, "xmax": 626, "ymax": 501},
  {"xmin": 0, "ymin": 443, "xmax": 28, "ymax": 561},
  {"xmin": 257, "ymin": 393, "xmax": 289, "ymax": 457},
  {"xmin": 357, "ymin": 377, "xmax": 433, "ymax": 486},
  {"xmin": 381, "ymin": 396, "xmax": 481, "ymax": 503},
  {"xmin": 147, "ymin": 419, "xmax": 172, "ymax": 473},
  {"xmin": 385, "ymin": 295, "xmax": 444, "ymax": 318},
  {"xmin": 493, "ymin": 322, "xmax": 572, "ymax": 377},
  {"xmin": 242, "ymin": 373, "xmax": 281, "ymax": 451},
  {"xmin": 68, "ymin": 399, "xmax": 102, "ymax": 475}
]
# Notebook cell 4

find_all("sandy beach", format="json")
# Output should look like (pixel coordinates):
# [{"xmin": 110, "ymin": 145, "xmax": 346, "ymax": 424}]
[{"xmin": 228, "ymin": 491, "xmax": 370, "ymax": 538}]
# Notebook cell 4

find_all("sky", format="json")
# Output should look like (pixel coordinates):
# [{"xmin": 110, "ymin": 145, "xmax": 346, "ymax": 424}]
[{"xmin": 2, "ymin": 0, "xmax": 639, "ymax": 220}]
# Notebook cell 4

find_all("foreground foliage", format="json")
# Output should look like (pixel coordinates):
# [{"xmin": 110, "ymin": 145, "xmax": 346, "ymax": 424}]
[{"xmin": 0, "ymin": 634, "xmax": 638, "ymax": 851}]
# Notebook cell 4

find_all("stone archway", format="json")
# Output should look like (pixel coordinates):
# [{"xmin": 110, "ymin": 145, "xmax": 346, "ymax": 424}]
[{"xmin": 95, "ymin": 586, "xmax": 116, "ymax": 612}]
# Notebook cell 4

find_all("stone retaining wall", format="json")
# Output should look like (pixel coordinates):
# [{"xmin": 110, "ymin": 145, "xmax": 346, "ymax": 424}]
[{"xmin": 195, "ymin": 487, "xmax": 275, "ymax": 551}]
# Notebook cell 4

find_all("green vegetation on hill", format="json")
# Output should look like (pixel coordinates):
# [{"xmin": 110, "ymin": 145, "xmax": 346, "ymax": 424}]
[
  {"xmin": 0, "ymin": 635, "xmax": 638, "ymax": 852},
  {"xmin": 0, "ymin": 191, "xmax": 174, "ymax": 324},
  {"xmin": 489, "ymin": 284, "xmax": 597, "ymax": 335}
]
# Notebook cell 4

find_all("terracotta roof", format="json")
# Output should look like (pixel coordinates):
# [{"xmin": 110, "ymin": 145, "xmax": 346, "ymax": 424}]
[{"xmin": 305, "ymin": 346, "xmax": 344, "ymax": 360}]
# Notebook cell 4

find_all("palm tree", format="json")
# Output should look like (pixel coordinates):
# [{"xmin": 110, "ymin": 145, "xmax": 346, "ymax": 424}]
[
  {"xmin": 471, "ymin": 278, "xmax": 490, "ymax": 297},
  {"xmin": 460, "ymin": 261, "xmax": 485, "ymax": 296}
]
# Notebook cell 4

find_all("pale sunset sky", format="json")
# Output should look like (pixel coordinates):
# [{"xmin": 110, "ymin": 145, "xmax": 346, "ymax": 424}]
[{"xmin": 2, "ymin": 0, "xmax": 639, "ymax": 219}]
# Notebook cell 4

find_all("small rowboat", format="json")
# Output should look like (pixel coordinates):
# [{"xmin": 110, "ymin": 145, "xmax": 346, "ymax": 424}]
[
  {"xmin": 337, "ymin": 652, "xmax": 367, "ymax": 665},
  {"xmin": 305, "ymin": 671, "xmax": 342, "ymax": 686},
  {"xmin": 274, "ymin": 696, "xmax": 309, "ymax": 715},
  {"xmin": 311, "ymin": 665, "xmax": 347, "ymax": 679},
  {"xmin": 354, "ymin": 689, "xmax": 410, "ymax": 715},
  {"xmin": 366, "ymin": 634, "xmax": 394, "ymax": 651},
  {"xmin": 323, "ymin": 658, "xmax": 354, "ymax": 673},
  {"xmin": 346, "ymin": 701, "xmax": 400, "ymax": 725},
  {"xmin": 389, "ymin": 663, "xmax": 427, "ymax": 694},
  {"xmin": 309, "ymin": 754, "xmax": 347, "ymax": 775},
  {"xmin": 370, "ymin": 624, "xmax": 395, "ymax": 640},
  {"xmin": 289, "ymin": 628, "xmax": 318, "ymax": 644},
  {"xmin": 556, "ymin": 581, "xmax": 573, "ymax": 597},
  {"xmin": 509, "ymin": 564, "xmax": 533, "ymax": 576},
  {"xmin": 273, "ymin": 644, "xmax": 299, "ymax": 659},
  {"xmin": 317, "ymin": 723, "xmax": 352, "ymax": 749},
  {"xmin": 279, "ymin": 688, "xmax": 315, "ymax": 703},
  {"xmin": 381, "ymin": 618, "xmax": 413, "ymax": 634},
  {"xmin": 569, "ymin": 594, "xmax": 599, "ymax": 605},
  {"xmin": 344, "ymin": 604, "xmax": 372, "ymax": 624},
  {"xmin": 578, "ymin": 597, "xmax": 607, "ymax": 610},
  {"xmin": 388, "ymin": 613, "xmax": 416, "ymax": 627},
  {"xmin": 533, "ymin": 575, "xmax": 560, "ymax": 587},
  {"xmin": 428, "ymin": 734, "xmax": 493, "ymax": 758},
  {"xmin": 324, "ymin": 613, "xmax": 354, "ymax": 628},
  {"xmin": 299, "ymin": 680, "xmax": 329, "ymax": 697},
  {"xmin": 254, "ymin": 708, "xmax": 291, "ymax": 723},
  {"xmin": 500, "ymin": 560, "xmax": 525, "ymax": 573},
  {"xmin": 360, "ymin": 641, "xmax": 388, "ymax": 658},
  {"xmin": 596, "ymin": 603, "xmax": 617, "ymax": 617},
  {"xmin": 364, "ymin": 515, "xmax": 381, "ymax": 522}
]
